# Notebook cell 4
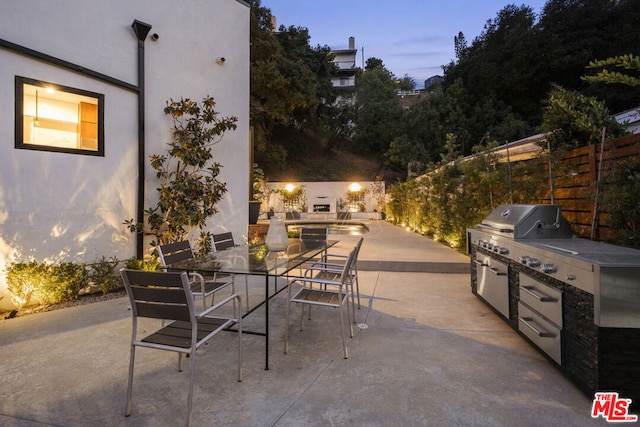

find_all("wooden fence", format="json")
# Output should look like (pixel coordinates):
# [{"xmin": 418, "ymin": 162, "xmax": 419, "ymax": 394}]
[{"xmin": 537, "ymin": 133, "xmax": 640, "ymax": 241}]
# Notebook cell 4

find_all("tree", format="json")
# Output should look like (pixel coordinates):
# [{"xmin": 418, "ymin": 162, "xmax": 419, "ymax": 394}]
[
  {"xmin": 125, "ymin": 96, "xmax": 237, "ymax": 255},
  {"xmin": 355, "ymin": 60, "xmax": 403, "ymax": 156},
  {"xmin": 397, "ymin": 74, "xmax": 416, "ymax": 91},
  {"xmin": 582, "ymin": 54, "xmax": 640, "ymax": 87},
  {"xmin": 247, "ymin": 0, "xmax": 342, "ymax": 175},
  {"xmin": 540, "ymin": 85, "xmax": 625, "ymax": 151}
]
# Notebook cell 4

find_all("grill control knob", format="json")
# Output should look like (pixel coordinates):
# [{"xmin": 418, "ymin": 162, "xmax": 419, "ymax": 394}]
[
  {"xmin": 528, "ymin": 258, "xmax": 541, "ymax": 267},
  {"xmin": 541, "ymin": 264, "xmax": 557, "ymax": 274},
  {"xmin": 520, "ymin": 256, "xmax": 531, "ymax": 264},
  {"xmin": 498, "ymin": 247, "xmax": 509, "ymax": 255}
]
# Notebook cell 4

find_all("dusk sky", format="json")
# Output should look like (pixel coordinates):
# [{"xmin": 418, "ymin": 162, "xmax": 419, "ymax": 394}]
[{"xmin": 263, "ymin": 0, "xmax": 549, "ymax": 88}]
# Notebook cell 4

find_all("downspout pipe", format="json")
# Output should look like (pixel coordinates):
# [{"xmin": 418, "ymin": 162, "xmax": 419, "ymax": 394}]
[{"xmin": 131, "ymin": 20, "xmax": 151, "ymax": 259}]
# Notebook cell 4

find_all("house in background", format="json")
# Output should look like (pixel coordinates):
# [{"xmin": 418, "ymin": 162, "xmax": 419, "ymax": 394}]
[
  {"xmin": 331, "ymin": 37, "xmax": 358, "ymax": 88},
  {"xmin": 0, "ymin": 0, "xmax": 250, "ymax": 311},
  {"xmin": 615, "ymin": 107, "xmax": 640, "ymax": 134},
  {"xmin": 424, "ymin": 75, "xmax": 443, "ymax": 90}
]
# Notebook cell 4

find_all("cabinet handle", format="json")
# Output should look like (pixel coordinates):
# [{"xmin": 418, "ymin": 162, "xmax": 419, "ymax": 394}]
[
  {"xmin": 488, "ymin": 267, "xmax": 507, "ymax": 276},
  {"xmin": 519, "ymin": 317, "xmax": 555, "ymax": 338},
  {"xmin": 520, "ymin": 285, "xmax": 556, "ymax": 302},
  {"xmin": 473, "ymin": 259, "xmax": 488, "ymax": 267}
]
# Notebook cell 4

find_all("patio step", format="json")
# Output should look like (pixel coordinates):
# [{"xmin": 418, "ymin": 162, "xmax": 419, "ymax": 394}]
[{"xmin": 357, "ymin": 260, "xmax": 470, "ymax": 274}]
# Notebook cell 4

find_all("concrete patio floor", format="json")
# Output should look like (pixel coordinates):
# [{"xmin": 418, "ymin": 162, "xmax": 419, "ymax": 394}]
[{"xmin": 0, "ymin": 221, "xmax": 608, "ymax": 426}]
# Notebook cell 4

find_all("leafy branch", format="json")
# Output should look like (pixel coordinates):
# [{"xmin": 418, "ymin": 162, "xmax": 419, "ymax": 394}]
[{"xmin": 124, "ymin": 96, "xmax": 237, "ymax": 255}]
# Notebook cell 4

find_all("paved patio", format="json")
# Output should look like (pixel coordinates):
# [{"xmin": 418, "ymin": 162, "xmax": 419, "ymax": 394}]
[{"xmin": 0, "ymin": 221, "xmax": 607, "ymax": 426}]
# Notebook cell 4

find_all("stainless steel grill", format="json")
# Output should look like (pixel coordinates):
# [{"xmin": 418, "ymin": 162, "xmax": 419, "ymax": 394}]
[
  {"xmin": 469, "ymin": 204, "xmax": 640, "ymax": 324},
  {"xmin": 478, "ymin": 204, "xmax": 572, "ymax": 239},
  {"xmin": 468, "ymin": 204, "xmax": 640, "ymax": 405}
]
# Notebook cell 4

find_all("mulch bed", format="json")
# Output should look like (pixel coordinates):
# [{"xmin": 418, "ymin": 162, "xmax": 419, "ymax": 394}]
[{"xmin": 1, "ymin": 288, "xmax": 127, "ymax": 320}]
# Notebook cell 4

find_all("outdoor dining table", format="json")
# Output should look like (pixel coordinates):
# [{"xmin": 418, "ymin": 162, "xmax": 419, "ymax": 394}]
[{"xmin": 167, "ymin": 238, "xmax": 338, "ymax": 370}]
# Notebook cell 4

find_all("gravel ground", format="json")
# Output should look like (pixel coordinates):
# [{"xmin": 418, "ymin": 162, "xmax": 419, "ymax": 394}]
[{"xmin": 1, "ymin": 288, "xmax": 127, "ymax": 320}]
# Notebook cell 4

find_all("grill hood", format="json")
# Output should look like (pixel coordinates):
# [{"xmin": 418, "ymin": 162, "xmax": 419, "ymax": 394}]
[{"xmin": 478, "ymin": 204, "xmax": 572, "ymax": 239}]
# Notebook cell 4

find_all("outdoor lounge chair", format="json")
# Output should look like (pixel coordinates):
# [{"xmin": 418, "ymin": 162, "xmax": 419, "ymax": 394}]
[
  {"xmin": 120, "ymin": 269, "xmax": 242, "ymax": 427},
  {"xmin": 285, "ymin": 246, "xmax": 356, "ymax": 359},
  {"xmin": 158, "ymin": 240, "xmax": 234, "ymax": 312}
]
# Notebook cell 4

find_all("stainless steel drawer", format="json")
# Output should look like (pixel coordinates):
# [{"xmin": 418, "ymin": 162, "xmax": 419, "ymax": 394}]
[
  {"xmin": 518, "ymin": 302, "xmax": 562, "ymax": 365},
  {"xmin": 519, "ymin": 273, "xmax": 563, "ymax": 327},
  {"xmin": 475, "ymin": 255, "xmax": 509, "ymax": 318}
]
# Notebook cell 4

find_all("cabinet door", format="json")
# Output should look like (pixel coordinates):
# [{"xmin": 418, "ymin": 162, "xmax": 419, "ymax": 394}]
[{"xmin": 476, "ymin": 255, "xmax": 509, "ymax": 318}]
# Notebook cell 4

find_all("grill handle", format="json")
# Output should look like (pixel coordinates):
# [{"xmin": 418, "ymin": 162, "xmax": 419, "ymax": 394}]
[
  {"xmin": 487, "ymin": 266, "xmax": 507, "ymax": 276},
  {"xmin": 519, "ymin": 316, "xmax": 555, "ymax": 338},
  {"xmin": 520, "ymin": 285, "xmax": 557, "ymax": 302}
]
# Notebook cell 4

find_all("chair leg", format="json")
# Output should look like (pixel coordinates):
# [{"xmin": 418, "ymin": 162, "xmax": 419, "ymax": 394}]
[
  {"xmin": 299, "ymin": 303, "xmax": 306, "ymax": 331},
  {"xmin": 349, "ymin": 278, "xmax": 357, "ymax": 323},
  {"xmin": 236, "ymin": 302, "xmax": 243, "ymax": 381},
  {"xmin": 186, "ymin": 349, "xmax": 196, "ymax": 427},
  {"xmin": 178, "ymin": 353, "xmax": 183, "ymax": 372},
  {"xmin": 243, "ymin": 275, "xmax": 249, "ymax": 311},
  {"xmin": 339, "ymin": 298, "xmax": 349, "ymax": 359},
  {"xmin": 354, "ymin": 272, "xmax": 361, "ymax": 309},
  {"xmin": 284, "ymin": 283, "xmax": 291, "ymax": 354},
  {"xmin": 125, "ymin": 345, "xmax": 136, "ymax": 417}
]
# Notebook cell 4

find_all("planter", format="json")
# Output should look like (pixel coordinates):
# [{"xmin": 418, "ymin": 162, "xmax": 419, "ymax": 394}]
[
  {"xmin": 249, "ymin": 201, "xmax": 261, "ymax": 224},
  {"xmin": 265, "ymin": 219, "xmax": 288, "ymax": 251}
]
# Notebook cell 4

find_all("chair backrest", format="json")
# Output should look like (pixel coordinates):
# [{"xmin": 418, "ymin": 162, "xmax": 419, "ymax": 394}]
[
  {"xmin": 157, "ymin": 241, "xmax": 195, "ymax": 267},
  {"xmin": 353, "ymin": 237, "xmax": 364, "ymax": 265},
  {"xmin": 213, "ymin": 232, "xmax": 235, "ymax": 251},
  {"xmin": 120, "ymin": 269, "xmax": 194, "ymax": 322},
  {"xmin": 299, "ymin": 227, "xmax": 328, "ymax": 242},
  {"xmin": 338, "ymin": 247, "xmax": 357, "ymax": 283}
]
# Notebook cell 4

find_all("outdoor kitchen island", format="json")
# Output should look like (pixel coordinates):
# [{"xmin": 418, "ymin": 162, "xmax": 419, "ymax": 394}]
[{"xmin": 467, "ymin": 204, "xmax": 640, "ymax": 409}]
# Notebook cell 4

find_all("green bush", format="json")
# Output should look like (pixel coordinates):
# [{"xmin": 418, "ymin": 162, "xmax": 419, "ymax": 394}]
[
  {"xmin": 6, "ymin": 261, "xmax": 47, "ymax": 309},
  {"xmin": 89, "ymin": 256, "xmax": 120, "ymax": 295},
  {"xmin": 6, "ymin": 261, "xmax": 88, "ymax": 308},
  {"xmin": 36, "ymin": 262, "xmax": 88, "ymax": 305},
  {"xmin": 124, "ymin": 257, "xmax": 160, "ymax": 271}
]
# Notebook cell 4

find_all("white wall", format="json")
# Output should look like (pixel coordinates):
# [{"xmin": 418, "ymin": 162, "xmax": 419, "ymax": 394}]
[
  {"xmin": 0, "ymin": 0, "xmax": 249, "ymax": 310},
  {"xmin": 265, "ymin": 181, "xmax": 385, "ymax": 216}
]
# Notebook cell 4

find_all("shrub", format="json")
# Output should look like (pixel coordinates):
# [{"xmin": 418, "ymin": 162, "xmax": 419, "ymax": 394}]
[
  {"xmin": 36, "ymin": 262, "xmax": 88, "ymax": 305},
  {"xmin": 6, "ymin": 261, "xmax": 47, "ymax": 309},
  {"xmin": 5, "ymin": 261, "xmax": 88, "ymax": 308},
  {"xmin": 124, "ymin": 257, "xmax": 161, "ymax": 271},
  {"xmin": 89, "ymin": 256, "xmax": 120, "ymax": 295}
]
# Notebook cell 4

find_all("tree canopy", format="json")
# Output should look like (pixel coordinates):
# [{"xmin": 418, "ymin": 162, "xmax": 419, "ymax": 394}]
[{"xmin": 248, "ymin": 0, "xmax": 640, "ymax": 181}]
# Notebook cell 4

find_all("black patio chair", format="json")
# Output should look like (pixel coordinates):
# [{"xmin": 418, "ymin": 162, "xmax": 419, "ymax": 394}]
[
  {"xmin": 285, "ymin": 246, "xmax": 356, "ymax": 359},
  {"xmin": 212, "ymin": 232, "xmax": 250, "ymax": 310},
  {"xmin": 157, "ymin": 240, "xmax": 234, "ymax": 313},
  {"xmin": 120, "ymin": 269, "xmax": 242, "ymax": 427}
]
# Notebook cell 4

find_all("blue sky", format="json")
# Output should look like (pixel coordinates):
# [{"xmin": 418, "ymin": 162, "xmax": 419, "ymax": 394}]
[{"xmin": 263, "ymin": 0, "xmax": 549, "ymax": 88}]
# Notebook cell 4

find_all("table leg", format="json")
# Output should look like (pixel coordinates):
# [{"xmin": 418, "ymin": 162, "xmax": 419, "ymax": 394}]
[{"xmin": 264, "ymin": 273, "xmax": 269, "ymax": 370}]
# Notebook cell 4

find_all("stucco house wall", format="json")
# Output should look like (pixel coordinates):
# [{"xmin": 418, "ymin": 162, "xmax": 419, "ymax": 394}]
[{"xmin": 0, "ymin": 0, "xmax": 249, "ymax": 310}]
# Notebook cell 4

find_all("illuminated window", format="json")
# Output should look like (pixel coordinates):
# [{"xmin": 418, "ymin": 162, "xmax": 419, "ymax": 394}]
[{"xmin": 15, "ymin": 76, "xmax": 104, "ymax": 156}]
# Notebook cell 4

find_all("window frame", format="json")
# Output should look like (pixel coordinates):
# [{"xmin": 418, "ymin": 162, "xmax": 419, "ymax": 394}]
[{"xmin": 14, "ymin": 76, "xmax": 105, "ymax": 156}]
